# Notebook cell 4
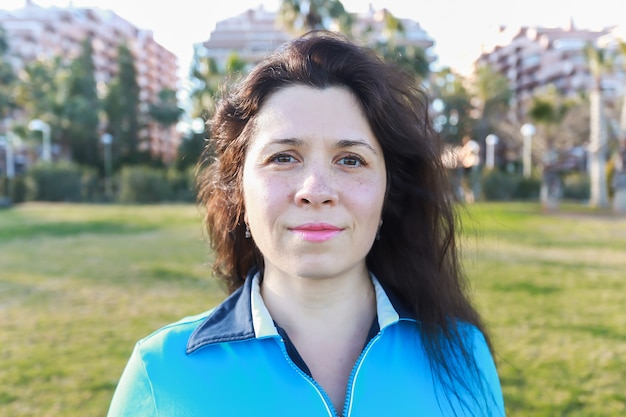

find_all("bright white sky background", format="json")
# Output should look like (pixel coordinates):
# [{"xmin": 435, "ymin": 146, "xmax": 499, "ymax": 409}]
[{"xmin": 3, "ymin": 0, "xmax": 623, "ymax": 77}]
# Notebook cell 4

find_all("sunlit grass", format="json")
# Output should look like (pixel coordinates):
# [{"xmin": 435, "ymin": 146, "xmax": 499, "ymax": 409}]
[
  {"xmin": 0, "ymin": 203, "xmax": 223, "ymax": 416},
  {"xmin": 1, "ymin": 202, "xmax": 625, "ymax": 416},
  {"xmin": 461, "ymin": 202, "xmax": 626, "ymax": 416}
]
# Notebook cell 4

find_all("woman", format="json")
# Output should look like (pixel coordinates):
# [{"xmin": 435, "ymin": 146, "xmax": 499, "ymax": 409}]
[{"xmin": 107, "ymin": 31, "xmax": 505, "ymax": 416}]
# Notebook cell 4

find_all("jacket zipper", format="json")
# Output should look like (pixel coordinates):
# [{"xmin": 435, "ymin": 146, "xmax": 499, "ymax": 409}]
[
  {"xmin": 276, "ymin": 337, "xmax": 338, "ymax": 417},
  {"xmin": 341, "ymin": 331, "xmax": 383, "ymax": 417},
  {"xmin": 276, "ymin": 329, "xmax": 387, "ymax": 417}
]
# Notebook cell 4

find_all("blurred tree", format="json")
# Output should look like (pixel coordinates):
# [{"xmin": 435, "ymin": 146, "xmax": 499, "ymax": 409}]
[
  {"xmin": 430, "ymin": 67, "xmax": 474, "ymax": 144},
  {"xmin": 149, "ymin": 88, "xmax": 184, "ymax": 166},
  {"xmin": 14, "ymin": 58, "xmax": 64, "ymax": 123},
  {"xmin": 278, "ymin": 1, "xmax": 429, "ymax": 81},
  {"xmin": 188, "ymin": 45, "xmax": 223, "ymax": 120},
  {"xmin": 14, "ymin": 57, "xmax": 67, "ymax": 157},
  {"xmin": 0, "ymin": 26, "xmax": 18, "ymax": 132},
  {"xmin": 617, "ymin": 40, "xmax": 626, "ymax": 143},
  {"xmin": 528, "ymin": 85, "xmax": 574, "ymax": 160},
  {"xmin": 224, "ymin": 53, "xmax": 248, "ymax": 76},
  {"xmin": 104, "ymin": 43, "xmax": 143, "ymax": 165},
  {"xmin": 374, "ymin": 39, "xmax": 430, "ymax": 82},
  {"xmin": 181, "ymin": 49, "xmax": 247, "ymax": 171},
  {"xmin": 527, "ymin": 85, "xmax": 576, "ymax": 207},
  {"xmin": 585, "ymin": 42, "xmax": 611, "ymax": 207},
  {"xmin": 149, "ymin": 88, "xmax": 183, "ymax": 127},
  {"xmin": 365, "ymin": 10, "xmax": 430, "ymax": 82},
  {"xmin": 278, "ymin": 0, "xmax": 352, "ymax": 34},
  {"xmin": 472, "ymin": 64, "xmax": 513, "ymax": 141},
  {"xmin": 61, "ymin": 38, "xmax": 101, "ymax": 168}
]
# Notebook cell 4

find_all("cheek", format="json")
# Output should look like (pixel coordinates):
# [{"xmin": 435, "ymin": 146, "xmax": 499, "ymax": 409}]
[
  {"xmin": 347, "ymin": 180, "xmax": 386, "ymax": 218},
  {"xmin": 243, "ymin": 174, "xmax": 291, "ymax": 223}
]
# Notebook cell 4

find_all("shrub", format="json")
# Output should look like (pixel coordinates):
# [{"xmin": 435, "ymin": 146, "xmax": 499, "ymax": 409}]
[
  {"xmin": 481, "ymin": 170, "xmax": 541, "ymax": 201},
  {"xmin": 117, "ymin": 165, "xmax": 173, "ymax": 203},
  {"xmin": 2, "ymin": 174, "xmax": 36, "ymax": 203},
  {"xmin": 166, "ymin": 167, "xmax": 196, "ymax": 202},
  {"xmin": 513, "ymin": 176, "xmax": 541, "ymax": 200},
  {"xmin": 27, "ymin": 161, "xmax": 94, "ymax": 202},
  {"xmin": 562, "ymin": 172, "xmax": 590, "ymax": 201}
]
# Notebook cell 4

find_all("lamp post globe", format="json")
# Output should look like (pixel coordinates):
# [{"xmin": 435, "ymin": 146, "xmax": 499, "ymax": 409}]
[
  {"xmin": 520, "ymin": 123, "xmax": 536, "ymax": 178},
  {"xmin": 28, "ymin": 119, "xmax": 52, "ymax": 162}
]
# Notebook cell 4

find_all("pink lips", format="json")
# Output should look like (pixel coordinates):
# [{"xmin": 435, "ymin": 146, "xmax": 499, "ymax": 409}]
[{"xmin": 290, "ymin": 223, "xmax": 343, "ymax": 242}]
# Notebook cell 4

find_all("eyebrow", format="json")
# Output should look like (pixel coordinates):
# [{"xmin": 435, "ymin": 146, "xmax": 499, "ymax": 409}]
[
  {"xmin": 335, "ymin": 139, "xmax": 379, "ymax": 155},
  {"xmin": 264, "ymin": 138, "xmax": 379, "ymax": 155}
]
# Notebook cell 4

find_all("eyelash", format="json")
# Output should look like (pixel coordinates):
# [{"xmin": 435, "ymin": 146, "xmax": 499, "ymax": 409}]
[
  {"xmin": 267, "ymin": 152, "xmax": 367, "ymax": 167},
  {"xmin": 269, "ymin": 153, "xmax": 298, "ymax": 164},
  {"xmin": 337, "ymin": 155, "xmax": 366, "ymax": 167}
]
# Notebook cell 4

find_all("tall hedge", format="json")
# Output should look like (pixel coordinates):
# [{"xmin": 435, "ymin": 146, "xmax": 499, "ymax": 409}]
[{"xmin": 27, "ymin": 161, "xmax": 97, "ymax": 202}]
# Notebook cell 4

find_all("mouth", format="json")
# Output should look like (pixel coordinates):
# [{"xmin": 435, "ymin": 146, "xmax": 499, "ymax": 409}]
[{"xmin": 290, "ymin": 223, "xmax": 343, "ymax": 242}]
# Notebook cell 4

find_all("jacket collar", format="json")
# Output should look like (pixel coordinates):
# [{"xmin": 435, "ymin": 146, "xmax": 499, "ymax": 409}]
[{"xmin": 187, "ymin": 268, "xmax": 414, "ymax": 354}]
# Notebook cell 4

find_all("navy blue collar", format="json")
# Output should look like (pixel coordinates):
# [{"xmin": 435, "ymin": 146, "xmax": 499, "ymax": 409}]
[
  {"xmin": 186, "ymin": 275, "xmax": 256, "ymax": 353},
  {"xmin": 187, "ymin": 269, "xmax": 414, "ymax": 354}
]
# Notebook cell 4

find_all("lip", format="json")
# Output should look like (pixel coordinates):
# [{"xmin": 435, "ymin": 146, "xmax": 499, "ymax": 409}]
[{"xmin": 290, "ymin": 223, "xmax": 343, "ymax": 242}]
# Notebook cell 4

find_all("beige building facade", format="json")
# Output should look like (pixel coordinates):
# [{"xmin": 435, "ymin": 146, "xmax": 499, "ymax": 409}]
[
  {"xmin": 201, "ymin": 5, "xmax": 436, "ymax": 71},
  {"xmin": 476, "ymin": 22, "xmax": 625, "ymax": 121},
  {"xmin": 0, "ymin": 1, "xmax": 180, "ymax": 163}
]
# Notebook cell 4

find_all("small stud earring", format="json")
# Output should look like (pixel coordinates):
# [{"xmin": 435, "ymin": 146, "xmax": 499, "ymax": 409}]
[{"xmin": 245, "ymin": 225, "xmax": 251, "ymax": 239}]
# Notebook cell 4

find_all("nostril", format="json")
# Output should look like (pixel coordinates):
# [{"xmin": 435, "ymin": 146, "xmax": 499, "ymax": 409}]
[{"xmin": 294, "ymin": 171, "xmax": 338, "ymax": 206}]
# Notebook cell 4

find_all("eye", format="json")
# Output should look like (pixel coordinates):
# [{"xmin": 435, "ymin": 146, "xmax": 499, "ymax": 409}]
[
  {"xmin": 337, "ymin": 155, "xmax": 366, "ymax": 167},
  {"xmin": 269, "ymin": 153, "xmax": 298, "ymax": 164}
]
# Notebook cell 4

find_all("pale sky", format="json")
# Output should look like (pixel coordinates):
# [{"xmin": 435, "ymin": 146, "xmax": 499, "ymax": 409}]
[{"xmin": 3, "ymin": 0, "xmax": 623, "ymax": 77}]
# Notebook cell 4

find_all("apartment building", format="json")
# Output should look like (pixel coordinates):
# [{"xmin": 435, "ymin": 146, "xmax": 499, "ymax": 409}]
[
  {"xmin": 201, "ymin": 5, "xmax": 435, "ymax": 70},
  {"xmin": 476, "ymin": 22, "xmax": 624, "ymax": 120},
  {"xmin": 349, "ymin": 6, "xmax": 435, "ymax": 63},
  {"xmin": 202, "ymin": 6, "xmax": 291, "ymax": 71},
  {"xmin": 0, "ymin": 1, "xmax": 180, "ymax": 163}
]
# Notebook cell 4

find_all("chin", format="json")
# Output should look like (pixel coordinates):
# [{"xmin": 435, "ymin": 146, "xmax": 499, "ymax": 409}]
[{"xmin": 289, "ymin": 261, "xmax": 367, "ymax": 281}]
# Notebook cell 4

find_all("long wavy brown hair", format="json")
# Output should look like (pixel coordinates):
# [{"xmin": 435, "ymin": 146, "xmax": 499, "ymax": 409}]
[{"xmin": 196, "ymin": 31, "xmax": 497, "ymax": 414}]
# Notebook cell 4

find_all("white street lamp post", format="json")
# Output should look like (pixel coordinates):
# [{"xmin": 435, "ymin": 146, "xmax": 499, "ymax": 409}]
[
  {"xmin": 520, "ymin": 123, "xmax": 536, "ymax": 178},
  {"xmin": 0, "ymin": 134, "xmax": 15, "ymax": 179},
  {"xmin": 100, "ymin": 133, "xmax": 113, "ymax": 198},
  {"xmin": 6, "ymin": 132, "xmax": 17, "ymax": 179},
  {"xmin": 0, "ymin": 133, "xmax": 17, "ymax": 202},
  {"xmin": 191, "ymin": 117, "xmax": 205, "ymax": 135},
  {"xmin": 28, "ymin": 119, "xmax": 52, "ymax": 162},
  {"xmin": 485, "ymin": 134, "xmax": 499, "ymax": 170}
]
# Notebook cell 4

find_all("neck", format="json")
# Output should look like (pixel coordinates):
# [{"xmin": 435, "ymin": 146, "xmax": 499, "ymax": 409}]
[
  {"xmin": 260, "ymin": 265, "xmax": 376, "ymax": 335},
  {"xmin": 259, "ymin": 266, "xmax": 377, "ymax": 413}
]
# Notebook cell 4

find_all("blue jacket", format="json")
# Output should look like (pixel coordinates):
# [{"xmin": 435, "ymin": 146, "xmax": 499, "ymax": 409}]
[{"xmin": 107, "ymin": 271, "xmax": 505, "ymax": 416}]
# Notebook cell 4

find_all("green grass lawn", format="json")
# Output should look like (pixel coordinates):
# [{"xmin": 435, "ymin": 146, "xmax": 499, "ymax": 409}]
[
  {"xmin": 1, "ymin": 202, "xmax": 625, "ymax": 416},
  {"xmin": 461, "ymin": 202, "xmax": 626, "ymax": 416}
]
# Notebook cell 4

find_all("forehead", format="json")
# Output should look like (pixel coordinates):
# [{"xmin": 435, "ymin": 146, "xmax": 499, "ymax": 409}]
[{"xmin": 249, "ymin": 85, "xmax": 378, "ymax": 146}]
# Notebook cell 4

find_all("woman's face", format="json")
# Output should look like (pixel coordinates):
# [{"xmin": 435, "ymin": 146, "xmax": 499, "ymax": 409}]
[{"xmin": 242, "ymin": 85, "xmax": 387, "ymax": 281}]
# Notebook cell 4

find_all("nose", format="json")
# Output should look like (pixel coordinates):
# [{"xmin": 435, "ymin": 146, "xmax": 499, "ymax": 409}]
[{"xmin": 294, "ymin": 166, "xmax": 338, "ymax": 207}]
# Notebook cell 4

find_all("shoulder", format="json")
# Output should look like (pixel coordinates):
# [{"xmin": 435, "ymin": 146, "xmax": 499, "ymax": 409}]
[
  {"xmin": 453, "ymin": 322, "xmax": 493, "ymax": 361},
  {"xmin": 455, "ymin": 323, "xmax": 505, "ymax": 414},
  {"xmin": 135, "ymin": 309, "xmax": 216, "ymax": 357}
]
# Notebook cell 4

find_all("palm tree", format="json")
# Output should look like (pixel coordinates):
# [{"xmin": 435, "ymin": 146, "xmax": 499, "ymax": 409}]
[
  {"xmin": 187, "ymin": 45, "xmax": 230, "ymax": 120},
  {"xmin": 0, "ymin": 26, "xmax": 17, "ymax": 134},
  {"xmin": 149, "ymin": 88, "xmax": 183, "ymax": 164},
  {"xmin": 617, "ymin": 40, "xmax": 626, "ymax": 143},
  {"xmin": 430, "ymin": 67, "xmax": 474, "ymax": 144},
  {"xmin": 371, "ymin": 11, "xmax": 430, "ymax": 82},
  {"xmin": 472, "ymin": 64, "xmax": 513, "ymax": 140},
  {"xmin": 278, "ymin": 0, "xmax": 352, "ymax": 35},
  {"xmin": 613, "ymin": 40, "xmax": 626, "ymax": 212},
  {"xmin": 528, "ymin": 85, "xmax": 572, "ymax": 209},
  {"xmin": 585, "ymin": 43, "xmax": 611, "ymax": 208}
]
